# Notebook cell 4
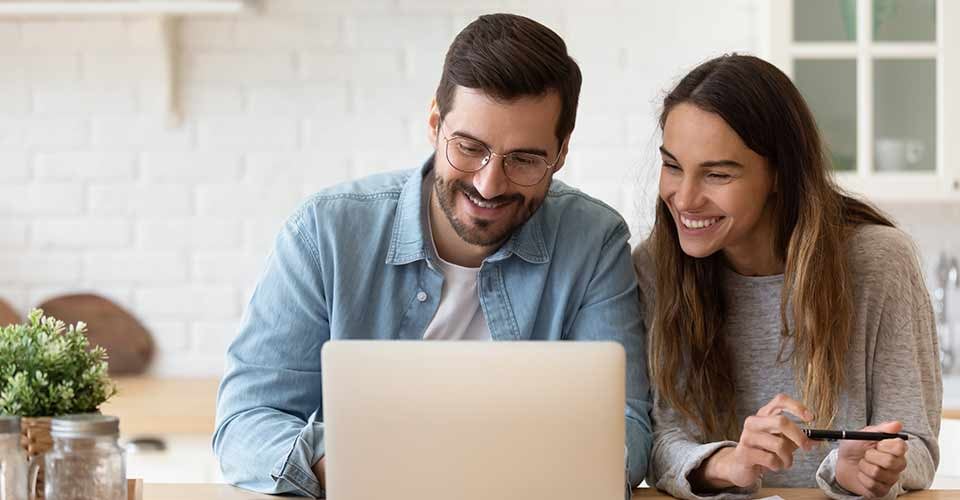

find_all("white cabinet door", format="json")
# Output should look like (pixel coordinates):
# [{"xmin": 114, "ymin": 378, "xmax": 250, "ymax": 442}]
[
  {"xmin": 124, "ymin": 434, "xmax": 223, "ymax": 484},
  {"xmin": 934, "ymin": 419, "xmax": 960, "ymax": 488}
]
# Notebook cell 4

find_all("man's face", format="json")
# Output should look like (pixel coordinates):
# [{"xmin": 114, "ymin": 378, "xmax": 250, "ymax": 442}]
[{"xmin": 428, "ymin": 87, "xmax": 567, "ymax": 248}]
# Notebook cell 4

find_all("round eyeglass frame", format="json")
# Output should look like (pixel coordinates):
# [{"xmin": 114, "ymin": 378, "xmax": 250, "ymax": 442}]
[{"xmin": 437, "ymin": 123, "xmax": 562, "ymax": 187}]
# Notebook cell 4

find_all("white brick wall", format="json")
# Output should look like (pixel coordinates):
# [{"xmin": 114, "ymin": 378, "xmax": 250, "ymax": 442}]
[
  {"xmin": 36, "ymin": 152, "xmax": 138, "ymax": 181},
  {"xmin": 33, "ymin": 218, "xmax": 132, "ymax": 249},
  {"xmin": 3, "ymin": 0, "xmax": 954, "ymax": 378}
]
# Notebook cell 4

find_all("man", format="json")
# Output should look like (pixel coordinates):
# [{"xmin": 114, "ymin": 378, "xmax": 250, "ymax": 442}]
[{"xmin": 213, "ymin": 13, "xmax": 651, "ymax": 498}]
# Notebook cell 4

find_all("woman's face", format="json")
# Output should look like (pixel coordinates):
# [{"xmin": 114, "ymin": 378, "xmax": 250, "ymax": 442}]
[{"xmin": 659, "ymin": 103, "xmax": 777, "ymax": 265}]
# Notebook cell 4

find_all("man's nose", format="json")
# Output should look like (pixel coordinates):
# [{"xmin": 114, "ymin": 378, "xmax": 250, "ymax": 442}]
[{"xmin": 473, "ymin": 154, "xmax": 510, "ymax": 200}]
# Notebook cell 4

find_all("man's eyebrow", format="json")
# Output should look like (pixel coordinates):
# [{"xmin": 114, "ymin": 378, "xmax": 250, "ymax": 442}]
[
  {"xmin": 659, "ymin": 145, "xmax": 744, "ymax": 168},
  {"xmin": 450, "ymin": 129, "xmax": 549, "ymax": 157}
]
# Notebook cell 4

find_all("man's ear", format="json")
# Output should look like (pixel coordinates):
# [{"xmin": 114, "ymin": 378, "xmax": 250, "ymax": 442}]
[
  {"xmin": 427, "ymin": 98, "xmax": 441, "ymax": 147},
  {"xmin": 552, "ymin": 135, "xmax": 572, "ymax": 174}
]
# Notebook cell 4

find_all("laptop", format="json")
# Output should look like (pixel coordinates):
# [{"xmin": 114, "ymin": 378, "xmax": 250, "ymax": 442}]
[{"xmin": 322, "ymin": 340, "xmax": 626, "ymax": 500}]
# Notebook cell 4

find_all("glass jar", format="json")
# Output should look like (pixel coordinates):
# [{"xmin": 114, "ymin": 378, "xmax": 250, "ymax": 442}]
[
  {"xmin": 0, "ymin": 416, "xmax": 29, "ymax": 500},
  {"xmin": 44, "ymin": 415, "xmax": 125, "ymax": 500}
]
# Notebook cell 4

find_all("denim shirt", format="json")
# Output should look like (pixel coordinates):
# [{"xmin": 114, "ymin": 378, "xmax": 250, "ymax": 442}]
[{"xmin": 213, "ymin": 158, "xmax": 653, "ymax": 497}]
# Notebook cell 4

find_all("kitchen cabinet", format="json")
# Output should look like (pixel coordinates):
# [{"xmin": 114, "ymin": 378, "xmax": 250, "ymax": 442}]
[
  {"xmin": 767, "ymin": 0, "xmax": 960, "ymax": 201},
  {"xmin": 103, "ymin": 377, "xmax": 223, "ymax": 483}
]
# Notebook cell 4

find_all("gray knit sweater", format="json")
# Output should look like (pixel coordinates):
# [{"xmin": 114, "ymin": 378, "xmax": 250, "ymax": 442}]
[{"xmin": 633, "ymin": 225, "xmax": 942, "ymax": 500}]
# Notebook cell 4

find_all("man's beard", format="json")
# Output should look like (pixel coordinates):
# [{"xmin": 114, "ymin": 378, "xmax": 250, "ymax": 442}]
[{"xmin": 433, "ymin": 175, "xmax": 542, "ymax": 247}]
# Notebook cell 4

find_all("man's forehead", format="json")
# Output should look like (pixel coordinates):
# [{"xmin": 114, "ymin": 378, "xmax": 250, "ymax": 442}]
[
  {"xmin": 448, "ymin": 86, "xmax": 560, "ymax": 110},
  {"xmin": 443, "ymin": 87, "xmax": 562, "ymax": 146}
]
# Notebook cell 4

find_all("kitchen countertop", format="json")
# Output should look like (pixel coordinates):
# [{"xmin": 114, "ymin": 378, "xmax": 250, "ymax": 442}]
[
  {"xmin": 101, "ymin": 377, "xmax": 220, "ymax": 435},
  {"xmin": 102, "ymin": 376, "xmax": 960, "ymax": 431}
]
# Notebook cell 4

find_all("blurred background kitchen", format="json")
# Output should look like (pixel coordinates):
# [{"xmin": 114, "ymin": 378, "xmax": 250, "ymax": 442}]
[{"xmin": 0, "ymin": 0, "xmax": 958, "ymax": 488}]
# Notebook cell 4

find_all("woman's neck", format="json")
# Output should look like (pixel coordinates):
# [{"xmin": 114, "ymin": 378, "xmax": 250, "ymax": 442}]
[
  {"xmin": 723, "ymin": 245, "xmax": 784, "ymax": 277},
  {"xmin": 722, "ymin": 209, "xmax": 784, "ymax": 277}
]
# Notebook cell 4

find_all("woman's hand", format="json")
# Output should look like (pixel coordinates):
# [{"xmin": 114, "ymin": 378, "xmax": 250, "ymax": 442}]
[
  {"xmin": 835, "ymin": 421, "xmax": 908, "ymax": 498},
  {"xmin": 692, "ymin": 394, "xmax": 815, "ymax": 491}
]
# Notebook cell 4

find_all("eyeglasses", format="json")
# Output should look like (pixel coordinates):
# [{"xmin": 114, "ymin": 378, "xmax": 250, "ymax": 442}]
[{"xmin": 437, "ymin": 122, "xmax": 561, "ymax": 187}]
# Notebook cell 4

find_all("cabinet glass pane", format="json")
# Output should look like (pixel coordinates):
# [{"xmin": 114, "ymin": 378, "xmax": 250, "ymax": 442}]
[
  {"xmin": 873, "ymin": 0, "xmax": 936, "ymax": 42},
  {"xmin": 794, "ymin": 59, "xmax": 858, "ymax": 172},
  {"xmin": 794, "ymin": 0, "xmax": 856, "ymax": 42},
  {"xmin": 874, "ymin": 59, "xmax": 936, "ymax": 173}
]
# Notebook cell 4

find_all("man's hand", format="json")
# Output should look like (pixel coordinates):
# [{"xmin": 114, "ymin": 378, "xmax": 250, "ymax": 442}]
[
  {"xmin": 312, "ymin": 456, "xmax": 326, "ymax": 489},
  {"xmin": 836, "ymin": 422, "xmax": 908, "ymax": 498}
]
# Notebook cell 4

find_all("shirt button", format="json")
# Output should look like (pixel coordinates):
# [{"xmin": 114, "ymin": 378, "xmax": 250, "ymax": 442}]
[{"xmin": 416, "ymin": 291, "xmax": 428, "ymax": 302}]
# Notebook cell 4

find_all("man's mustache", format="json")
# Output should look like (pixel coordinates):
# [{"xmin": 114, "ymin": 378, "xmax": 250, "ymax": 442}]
[{"xmin": 451, "ymin": 180, "xmax": 524, "ymax": 205}]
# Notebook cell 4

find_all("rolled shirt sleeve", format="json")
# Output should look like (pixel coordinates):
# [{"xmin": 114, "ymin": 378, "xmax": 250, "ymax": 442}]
[{"xmin": 213, "ymin": 211, "xmax": 330, "ymax": 498}]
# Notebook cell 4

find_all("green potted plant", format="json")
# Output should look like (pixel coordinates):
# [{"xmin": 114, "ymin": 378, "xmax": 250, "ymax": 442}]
[{"xmin": 0, "ymin": 308, "xmax": 117, "ymax": 498}]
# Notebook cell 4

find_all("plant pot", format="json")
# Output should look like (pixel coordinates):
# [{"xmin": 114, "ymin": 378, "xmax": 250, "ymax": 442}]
[{"xmin": 20, "ymin": 416, "xmax": 52, "ymax": 500}]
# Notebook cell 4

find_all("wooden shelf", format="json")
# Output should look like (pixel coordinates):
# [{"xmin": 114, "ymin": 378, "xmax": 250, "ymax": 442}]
[
  {"xmin": 0, "ymin": 1, "xmax": 251, "ymax": 16},
  {"xmin": 0, "ymin": 1, "xmax": 255, "ymax": 126}
]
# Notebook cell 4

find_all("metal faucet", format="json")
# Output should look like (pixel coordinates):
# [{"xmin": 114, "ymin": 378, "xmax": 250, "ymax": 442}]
[{"xmin": 934, "ymin": 252, "xmax": 959, "ymax": 373}]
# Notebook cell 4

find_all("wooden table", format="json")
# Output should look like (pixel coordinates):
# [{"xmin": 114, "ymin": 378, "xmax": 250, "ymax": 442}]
[
  {"xmin": 633, "ymin": 489, "xmax": 956, "ymax": 499},
  {"xmin": 133, "ymin": 483, "xmax": 956, "ymax": 499},
  {"xmin": 102, "ymin": 377, "xmax": 221, "ymax": 435}
]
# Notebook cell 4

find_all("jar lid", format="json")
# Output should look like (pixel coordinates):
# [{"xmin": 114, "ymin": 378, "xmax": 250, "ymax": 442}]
[
  {"xmin": 0, "ymin": 416, "xmax": 19, "ymax": 434},
  {"xmin": 51, "ymin": 414, "xmax": 119, "ymax": 437}
]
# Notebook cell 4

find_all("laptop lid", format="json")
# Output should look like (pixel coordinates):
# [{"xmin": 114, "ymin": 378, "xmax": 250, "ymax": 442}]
[{"xmin": 322, "ymin": 340, "xmax": 626, "ymax": 500}]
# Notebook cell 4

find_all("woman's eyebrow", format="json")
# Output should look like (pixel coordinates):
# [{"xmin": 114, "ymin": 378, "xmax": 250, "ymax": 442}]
[
  {"xmin": 659, "ymin": 145, "xmax": 678, "ymax": 161},
  {"xmin": 659, "ymin": 146, "xmax": 743, "ymax": 168},
  {"xmin": 700, "ymin": 159, "xmax": 744, "ymax": 168}
]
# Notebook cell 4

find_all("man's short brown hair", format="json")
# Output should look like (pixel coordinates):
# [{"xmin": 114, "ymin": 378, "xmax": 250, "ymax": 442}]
[{"xmin": 436, "ymin": 13, "xmax": 582, "ymax": 146}]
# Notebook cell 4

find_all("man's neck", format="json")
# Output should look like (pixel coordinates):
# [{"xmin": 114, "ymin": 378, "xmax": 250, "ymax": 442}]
[{"xmin": 428, "ymin": 186, "xmax": 499, "ymax": 268}]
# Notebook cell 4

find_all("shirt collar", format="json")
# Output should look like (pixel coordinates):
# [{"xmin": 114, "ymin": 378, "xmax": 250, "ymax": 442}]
[{"xmin": 385, "ymin": 155, "xmax": 550, "ymax": 266}]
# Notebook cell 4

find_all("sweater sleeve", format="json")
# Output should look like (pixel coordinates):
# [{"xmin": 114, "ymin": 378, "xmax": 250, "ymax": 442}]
[
  {"xmin": 648, "ymin": 398, "xmax": 759, "ymax": 500},
  {"xmin": 816, "ymin": 228, "xmax": 942, "ymax": 499}
]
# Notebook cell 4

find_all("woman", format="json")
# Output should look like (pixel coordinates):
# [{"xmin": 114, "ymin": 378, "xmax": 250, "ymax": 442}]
[{"xmin": 635, "ymin": 54, "xmax": 941, "ymax": 499}]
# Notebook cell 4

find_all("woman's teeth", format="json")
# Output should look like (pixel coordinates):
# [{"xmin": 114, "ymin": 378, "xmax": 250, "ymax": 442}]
[{"xmin": 681, "ymin": 216, "xmax": 721, "ymax": 229}]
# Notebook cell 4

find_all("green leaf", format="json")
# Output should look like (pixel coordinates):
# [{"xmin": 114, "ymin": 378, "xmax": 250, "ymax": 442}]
[{"xmin": 0, "ymin": 309, "xmax": 116, "ymax": 417}]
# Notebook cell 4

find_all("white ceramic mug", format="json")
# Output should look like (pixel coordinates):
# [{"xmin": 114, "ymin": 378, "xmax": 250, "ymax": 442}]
[{"xmin": 875, "ymin": 137, "xmax": 905, "ymax": 172}]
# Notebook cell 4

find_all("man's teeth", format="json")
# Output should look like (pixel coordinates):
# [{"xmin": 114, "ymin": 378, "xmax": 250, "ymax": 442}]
[
  {"xmin": 681, "ymin": 216, "xmax": 721, "ymax": 229},
  {"xmin": 467, "ymin": 194, "xmax": 504, "ymax": 209}
]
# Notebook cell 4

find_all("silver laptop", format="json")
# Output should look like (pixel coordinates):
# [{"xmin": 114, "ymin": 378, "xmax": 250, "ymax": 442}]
[{"xmin": 322, "ymin": 340, "xmax": 626, "ymax": 500}]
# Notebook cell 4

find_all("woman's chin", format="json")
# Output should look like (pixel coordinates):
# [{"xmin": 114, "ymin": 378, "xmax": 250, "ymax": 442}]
[{"xmin": 679, "ymin": 240, "xmax": 720, "ymax": 259}]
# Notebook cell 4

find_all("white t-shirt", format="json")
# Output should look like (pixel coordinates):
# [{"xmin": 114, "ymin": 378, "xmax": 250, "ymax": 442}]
[
  {"xmin": 421, "ymin": 257, "xmax": 491, "ymax": 341},
  {"xmin": 421, "ymin": 174, "xmax": 492, "ymax": 341}
]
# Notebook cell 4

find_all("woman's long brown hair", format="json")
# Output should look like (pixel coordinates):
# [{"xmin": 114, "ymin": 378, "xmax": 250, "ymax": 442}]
[{"xmin": 649, "ymin": 55, "xmax": 894, "ymax": 441}]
